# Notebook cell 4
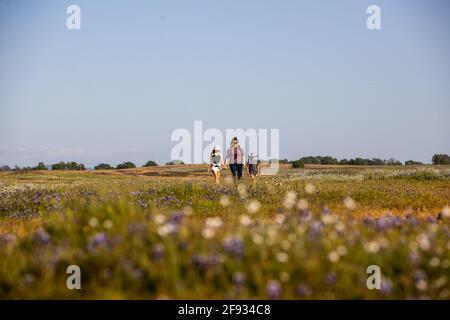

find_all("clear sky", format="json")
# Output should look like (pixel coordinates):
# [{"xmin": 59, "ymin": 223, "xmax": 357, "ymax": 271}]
[{"xmin": 0, "ymin": 0, "xmax": 449, "ymax": 166}]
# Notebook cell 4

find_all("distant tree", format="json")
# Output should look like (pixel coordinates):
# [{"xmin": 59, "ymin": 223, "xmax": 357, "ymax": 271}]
[
  {"xmin": 299, "ymin": 156, "xmax": 338, "ymax": 165},
  {"xmin": 386, "ymin": 158, "xmax": 402, "ymax": 166},
  {"xmin": 0, "ymin": 165, "xmax": 11, "ymax": 171},
  {"xmin": 432, "ymin": 154, "xmax": 450, "ymax": 165},
  {"xmin": 12, "ymin": 165, "xmax": 32, "ymax": 172},
  {"xmin": 354, "ymin": 158, "xmax": 369, "ymax": 165},
  {"xmin": 35, "ymin": 162, "xmax": 48, "ymax": 170},
  {"xmin": 116, "ymin": 161, "xmax": 136, "ymax": 169},
  {"xmin": 293, "ymin": 155, "xmax": 415, "ymax": 166},
  {"xmin": 300, "ymin": 156, "xmax": 320, "ymax": 164},
  {"xmin": 368, "ymin": 158, "xmax": 386, "ymax": 165},
  {"xmin": 94, "ymin": 163, "xmax": 113, "ymax": 170},
  {"xmin": 66, "ymin": 162, "xmax": 79, "ymax": 170},
  {"xmin": 405, "ymin": 160, "xmax": 423, "ymax": 166},
  {"xmin": 321, "ymin": 156, "xmax": 338, "ymax": 165},
  {"xmin": 278, "ymin": 159, "xmax": 290, "ymax": 164},
  {"xmin": 143, "ymin": 160, "xmax": 158, "ymax": 167},
  {"xmin": 165, "ymin": 160, "xmax": 184, "ymax": 165},
  {"xmin": 51, "ymin": 161, "xmax": 85, "ymax": 170},
  {"xmin": 52, "ymin": 161, "xmax": 66, "ymax": 170},
  {"xmin": 292, "ymin": 160, "xmax": 305, "ymax": 168}
]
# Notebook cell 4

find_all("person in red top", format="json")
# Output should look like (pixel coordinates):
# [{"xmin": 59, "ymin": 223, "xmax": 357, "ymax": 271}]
[{"xmin": 225, "ymin": 137, "xmax": 245, "ymax": 180}]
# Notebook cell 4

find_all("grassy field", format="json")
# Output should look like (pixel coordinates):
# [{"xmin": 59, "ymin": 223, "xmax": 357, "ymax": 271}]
[{"xmin": 0, "ymin": 165, "xmax": 449, "ymax": 299}]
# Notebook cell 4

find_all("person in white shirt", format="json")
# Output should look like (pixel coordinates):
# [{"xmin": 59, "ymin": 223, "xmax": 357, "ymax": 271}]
[{"xmin": 209, "ymin": 145, "xmax": 225, "ymax": 185}]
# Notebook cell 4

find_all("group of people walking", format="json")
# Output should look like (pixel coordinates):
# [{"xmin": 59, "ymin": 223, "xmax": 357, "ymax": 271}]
[{"xmin": 209, "ymin": 137, "xmax": 260, "ymax": 185}]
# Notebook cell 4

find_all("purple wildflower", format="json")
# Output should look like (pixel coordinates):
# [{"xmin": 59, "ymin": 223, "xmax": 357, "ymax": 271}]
[
  {"xmin": 33, "ymin": 228, "xmax": 51, "ymax": 245},
  {"xmin": 23, "ymin": 273, "xmax": 36, "ymax": 285},
  {"xmin": 137, "ymin": 199, "xmax": 148, "ymax": 209},
  {"xmin": 309, "ymin": 221, "xmax": 323, "ymax": 239},
  {"xmin": 380, "ymin": 278, "xmax": 392, "ymax": 296},
  {"xmin": 405, "ymin": 215, "xmax": 419, "ymax": 226},
  {"xmin": 0, "ymin": 233, "xmax": 16, "ymax": 244},
  {"xmin": 298, "ymin": 209, "xmax": 310, "ymax": 221},
  {"xmin": 427, "ymin": 215, "xmax": 437, "ymax": 224},
  {"xmin": 167, "ymin": 211, "xmax": 184, "ymax": 225},
  {"xmin": 151, "ymin": 243, "xmax": 165, "ymax": 261},
  {"xmin": 232, "ymin": 272, "xmax": 245, "ymax": 287},
  {"xmin": 127, "ymin": 222, "xmax": 145, "ymax": 235},
  {"xmin": 267, "ymin": 280, "xmax": 281, "ymax": 299},
  {"xmin": 409, "ymin": 251, "xmax": 421, "ymax": 266},
  {"xmin": 87, "ymin": 232, "xmax": 107, "ymax": 252},
  {"xmin": 223, "ymin": 236, "xmax": 245, "ymax": 259},
  {"xmin": 363, "ymin": 217, "xmax": 373, "ymax": 226},
  {"xmin": 209, "ymin": 254, "xmax": 222, "ymax": 268},
  {"xmin": 191, "ymin": 254, "xmax": 209, "ymax": 272},
  {"xmin": 325, "ymin": 272, "xmax": 337, "ymax": 286},
  {"xmin": 133, "ymin": 268, "xmax": 143, "ymax": 279},
  {"xmin": 413, "ymin": 269, "xmax": 427, "ymax": 283},
  {"xmin": 376, "ymin": 217, "xmax": 390, "ymax": 231},
  {"xmin": 296, "ymin": 283, "xmax": 312, "ymax": 297}
]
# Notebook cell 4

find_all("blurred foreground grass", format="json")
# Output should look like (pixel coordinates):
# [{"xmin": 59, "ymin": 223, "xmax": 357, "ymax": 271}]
[{"xmin": 0, "ymin": 166, "xmax": 449, "ymax": 299}]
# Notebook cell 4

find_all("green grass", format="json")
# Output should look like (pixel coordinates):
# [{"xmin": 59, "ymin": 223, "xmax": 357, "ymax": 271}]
[{"xmin": 0, "ymin": 166, "xmax": 449, "ymax": 299}]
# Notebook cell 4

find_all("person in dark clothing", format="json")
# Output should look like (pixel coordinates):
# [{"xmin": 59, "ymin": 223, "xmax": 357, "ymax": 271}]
[{"xmin": 247, "ymin": 152, "xmax": 261, "ymax": 184}]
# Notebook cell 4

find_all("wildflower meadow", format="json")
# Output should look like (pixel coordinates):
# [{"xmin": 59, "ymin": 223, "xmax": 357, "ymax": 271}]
[{"xmin": 0, "ymin": 165, "xmax": 449, "ymax": 299}]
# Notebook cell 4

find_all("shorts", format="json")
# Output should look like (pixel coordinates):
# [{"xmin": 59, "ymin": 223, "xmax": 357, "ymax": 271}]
[
  {"xmin": 212, "ymin": 164, "xmax": 221, "ymax": 173},
  {"xmin": 248, "ymin": 164, "xmax": 258, "ymax": 176}
]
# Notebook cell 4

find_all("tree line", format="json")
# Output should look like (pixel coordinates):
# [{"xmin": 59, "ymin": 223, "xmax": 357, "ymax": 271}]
[
  {"xmin": 0, "ymin": 160, "xmax": 159, "ymax": 172},
  {"xmin": 1, "ymin": 154, "xmax": 449, "ymax": 172},
  {"xmin": 281, "ymin": 154, "xmax": 450, "ymax": 168}
]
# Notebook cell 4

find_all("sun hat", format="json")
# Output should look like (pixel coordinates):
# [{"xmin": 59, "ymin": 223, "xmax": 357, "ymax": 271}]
[{"xmin": 213, "ymin": 145, "xmax": 221, "ymax": 151}]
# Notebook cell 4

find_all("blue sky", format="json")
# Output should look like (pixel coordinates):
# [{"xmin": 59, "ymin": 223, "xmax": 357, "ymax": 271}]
[{"xmin": 0, "ymin": 0, "xmax": 449, "ymax": 166}]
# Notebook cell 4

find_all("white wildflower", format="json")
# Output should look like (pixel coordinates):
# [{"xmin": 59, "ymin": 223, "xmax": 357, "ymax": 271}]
[
  {"xmin": 283, "ymin": 191, "xmax": 297, "ymax": 209},
  {"xmin": 154, "ymin": 214, "xmax": 166, "ymax": 225},
  {"xmin": 328, "ymin": 251, "xmax": 340, "ymax": 263},
  {"xmin": 237, "ymin": 184, "xmax": 248, "ymax": 199},
  {"xmin": 364, "ymin": 241, "xmax": 380, "ymax": 253},
  {"xmin": 275, "ymin": 214, "xmax": 286, "ymax": 225},
  {"xmin": 305, "ymin": 183, "xmax": 316, "ymax": 194},
  {"xmin": 429, "ymin": 257, "xmax": 440, "ymax": 267},
  {"xmin": 205, "ymin": 217, "xmax": 223, "ymax": 229},
  {"xmin": 246, "ymin": 199, "xmax": 261, "ymax": 214},
  {"xmin": 252, "ymin": 234, "xmax": 264, "ymax": 245},
  {"xmin": 337, "ymin": 245, "xmax": 347, "ymax": 256},
  {"xmin": 240, "ymin": 214, "xmax": 253, "ymax": 227},
  {"xmin": 280, "ymin": 272, "xmax": 290, "ymax": 282},
  {"xmin": 183, "ymin": 206, "xmax": 193, "ymax": 216},
  {"xmin": 417, "ymin": 234, "xmax": 430, "ymax": 251},
  {"xmin": 103, "ymin": 219, "xmax": 113, "ymax": 229},
  {"xmin": 281, "ymin": 240, "xmax": 291, "ymax": 251},
  {"xmin": 88, "ymin": 217, "xmax": 98, "ymax": 227},
  {"xmin": 157, "ymin": 223, "xmax": 175, "ymax": 237},
  {"xmin": 442, "ymin": 206, "xmax": 450, "ymax": 218},
  {"xmin": 219, "ymin": 196, "xmax": 231, "ymax": 207},
  {"xmin": 322, "ymin": 214, "xmax": 337, "ymax": 225},
  {"xmin": 343, "ymin": 197, "xmax": 357, "ymax": 210},
  {"xmin": 276, "ymin": 252, "xmax": 289, "ymax": 263},
  {"xmin": 201, "ymin": 227, "xmax": 215, "ymax": 239},
  {"xmin": 296, "ymin": 199, "xmax": 309, "ymax": 211}
]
